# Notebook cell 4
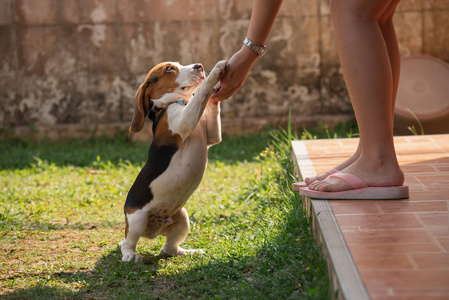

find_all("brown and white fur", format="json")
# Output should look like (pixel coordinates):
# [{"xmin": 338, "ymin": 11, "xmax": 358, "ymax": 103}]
[{"xmin": 120, "ymin": 60, "xmax": 228, "ymax": 263}]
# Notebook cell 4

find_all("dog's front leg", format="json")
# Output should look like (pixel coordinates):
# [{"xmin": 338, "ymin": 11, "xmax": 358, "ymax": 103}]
[
  {"xmin": 169, "ymin": 60, "xmax": 228, "ymax": 140},
  {"xmin": 206, "ymin": 102, "xmax": 222, "ymax": 146}
]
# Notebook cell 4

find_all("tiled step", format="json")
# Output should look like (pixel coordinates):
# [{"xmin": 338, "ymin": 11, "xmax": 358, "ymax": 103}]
[
  {"xmin": 291, "ymin": 135, "xmax": 449, "ymax": 300},
  {"xmin": 291, "ymin": 140, "xmax": 369, "ymax": 300}
]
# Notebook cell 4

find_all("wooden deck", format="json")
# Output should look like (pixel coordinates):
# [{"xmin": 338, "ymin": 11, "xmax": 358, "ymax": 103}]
[{"xmin": 292, "ymin": 134, "xmax": 449, "ymax": 300}]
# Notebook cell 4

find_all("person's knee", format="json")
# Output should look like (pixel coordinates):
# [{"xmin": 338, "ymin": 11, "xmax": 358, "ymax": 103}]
[
  {"xmin": 378, "ymin": 5, "xmax": 397, "ymax": 26},
  {"xmin": 378, "ymin": 15, "xmax": 394, "ymax": 28},
  {"xmin": 330, "ymin": 0, "xmax": 384, "ymax": 23},
  {"xmin": 379, "ymin": 0, "xmax": 400, "ymax": 24}
]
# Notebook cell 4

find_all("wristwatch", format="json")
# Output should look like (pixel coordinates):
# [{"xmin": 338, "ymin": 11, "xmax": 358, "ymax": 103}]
[{"xmin": 243, "ymin": 37, "xmax": 267, "ymax": 57}]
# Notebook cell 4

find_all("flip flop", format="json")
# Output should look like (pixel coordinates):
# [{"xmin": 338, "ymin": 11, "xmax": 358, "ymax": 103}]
[
  {"xmin": 298, "ymin": 172, "xmax": 409, "ymax": 200},
  {"xmin": 292, "ymin": 168, "xmax": 339, "ymax": 190}
]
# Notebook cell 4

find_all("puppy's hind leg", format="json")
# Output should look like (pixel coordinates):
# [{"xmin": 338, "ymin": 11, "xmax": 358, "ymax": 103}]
[
  {"xmin": 120, "ymin": 209, "xmax": 148, "ymax": 263},
  {"xmin": 160, "ymin": 208, "xmax": 203, "ymax": 256}
]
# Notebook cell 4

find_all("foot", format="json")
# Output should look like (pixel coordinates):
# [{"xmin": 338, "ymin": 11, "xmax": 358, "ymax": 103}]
[
  {"xmin": 120, "ymin": 240, "xmax": 142, "ymax": 263},
  {"xmin": 304, "ymin": 150, "xmax": 360, "ymax": 185},
  {"xmin": 122, "ymin": 252, "xmax": 143, "ymax": 264},
  {"xmin": 308, "ymin": 156, "xmax": 404, "ymax": 192}
]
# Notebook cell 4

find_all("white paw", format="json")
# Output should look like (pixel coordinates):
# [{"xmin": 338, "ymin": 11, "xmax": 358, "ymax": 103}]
[
  {"xmin": 122, "ymin": 252, "xmax": 143, "ymax": 264},
  {"xmin": 210, "ymin": 60, "xmax": 228, "ymax": 79}
]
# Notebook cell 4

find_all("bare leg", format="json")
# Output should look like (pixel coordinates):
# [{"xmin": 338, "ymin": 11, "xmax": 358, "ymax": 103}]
[
  {"xmin": 305, "ymin": 0, "xmax": 401, "ymax": 186},
  {"xmin": 309, "ymin": 0, "xmax": 404, "ymax": 192},
  {"xmin": 379, "ymin": 0, "xmax": 401, "ymax": 113}
]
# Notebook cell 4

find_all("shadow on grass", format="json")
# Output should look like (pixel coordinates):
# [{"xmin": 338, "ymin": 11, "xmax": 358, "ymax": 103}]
[
  {"xmin": 0, "ymin": 120, "xmax": 359, "ymax": 170},
  {"xmin": 3, "ymin": 194, "xmax": 329, "ymax": 300}
]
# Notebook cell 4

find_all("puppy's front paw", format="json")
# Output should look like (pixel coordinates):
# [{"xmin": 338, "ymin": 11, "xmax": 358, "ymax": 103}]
[{"xmin": 211, "ymin": 60, "xmax": 229, "ymax": 79}]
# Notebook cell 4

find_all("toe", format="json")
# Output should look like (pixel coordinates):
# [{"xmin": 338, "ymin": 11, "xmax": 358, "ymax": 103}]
[
  {"xmin": 304, "ymin": 177, "xmax": 315, "ymax": 185},
  {"xmin": 319, "ymin": 176, "xmax": 352, "ymax": 192},
  {"xmin": 134, "ymin": 254, "xmax": 143, "ymax": 264},
  {"xmin": 122, "ymin": 253, "xmax": 142, "ymax": 263},
  {"xmin": 315, "ymin": 182, "xmax": 327, "ymax": 192},
  {"xmin": 308, "ymin": 182, "xmax": 319, "ymax": 190},
  {"xmin": 318, "ymin": 183, "xmax": 330, "ymax": 192},
  {"xmin": 122, "ymin": 254, "xmax": 133, "ymax": 262}
]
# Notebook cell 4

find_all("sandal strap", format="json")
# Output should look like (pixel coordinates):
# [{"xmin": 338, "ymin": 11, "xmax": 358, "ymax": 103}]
[
  {"xmin": 316, "ymin": 168, "xmax": 339, "ymax": 177},
  {"xmin": 329, "ymin": 172, "xmax": 369, "ymax": 189}
]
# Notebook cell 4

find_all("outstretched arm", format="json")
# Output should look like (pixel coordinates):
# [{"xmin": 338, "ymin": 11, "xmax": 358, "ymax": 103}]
[{"xmin": 209, "ymin": 0, "xmax": 283, "ymax": 103}]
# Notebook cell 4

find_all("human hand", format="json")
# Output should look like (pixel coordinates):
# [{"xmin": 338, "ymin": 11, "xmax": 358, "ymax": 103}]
[{"xmin": 209, "ymin": 46, "xmax": 258, "ymax": 103}]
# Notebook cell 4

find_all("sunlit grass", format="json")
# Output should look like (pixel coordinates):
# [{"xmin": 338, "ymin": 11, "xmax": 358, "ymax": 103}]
[{"xmin": 0, "ymin": 128, "xmax": 334, "ymax": 299}]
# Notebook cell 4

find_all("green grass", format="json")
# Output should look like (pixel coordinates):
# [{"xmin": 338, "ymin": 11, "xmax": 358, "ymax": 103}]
[{"xmin": 0, "ymin": 127, "xmax": 336, "ymax": 299}]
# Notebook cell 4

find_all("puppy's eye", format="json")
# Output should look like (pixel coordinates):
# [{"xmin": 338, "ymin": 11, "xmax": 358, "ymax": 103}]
[{"xmin": 165, "ymin": 66, "xmax": 175, "ymax": 72}]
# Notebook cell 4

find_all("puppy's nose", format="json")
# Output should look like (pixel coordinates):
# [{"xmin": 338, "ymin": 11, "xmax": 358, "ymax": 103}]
[{"xmin": 193, "ymin": 64, "xmax": 203, "ymax": 71}]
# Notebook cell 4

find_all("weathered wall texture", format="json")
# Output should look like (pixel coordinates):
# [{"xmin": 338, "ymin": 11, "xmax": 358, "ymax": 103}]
[{"xmin": 1, "ymin": 0, "xmax": 448, "ymax": 135}]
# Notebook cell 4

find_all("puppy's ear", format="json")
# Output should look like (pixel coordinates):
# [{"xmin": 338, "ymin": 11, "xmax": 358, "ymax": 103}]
[{"xmin": 129, "ymin": 82, "xmax": 152, "ymax": 133}]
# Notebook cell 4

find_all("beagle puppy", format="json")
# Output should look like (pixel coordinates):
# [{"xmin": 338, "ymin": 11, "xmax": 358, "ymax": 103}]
[{"xmin": 120, "ymin": 60, "xmax": 228, "ymax": 263}]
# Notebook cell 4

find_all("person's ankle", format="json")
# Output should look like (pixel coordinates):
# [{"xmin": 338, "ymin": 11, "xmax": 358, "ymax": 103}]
[{"xmin": 360, "ymin": 151, "xmax": 399, "ymax": 169}]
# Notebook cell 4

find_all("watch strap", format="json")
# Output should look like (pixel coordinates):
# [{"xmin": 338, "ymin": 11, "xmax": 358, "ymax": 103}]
[{"xmin": 243, "ymin": 37, "xmax": 267, "ymax": 57}]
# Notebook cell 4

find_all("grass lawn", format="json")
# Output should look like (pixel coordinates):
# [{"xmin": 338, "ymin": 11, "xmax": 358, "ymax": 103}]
[{"xmin": 0, "ymin": 125, "xmax": 345, "ymax": 299}]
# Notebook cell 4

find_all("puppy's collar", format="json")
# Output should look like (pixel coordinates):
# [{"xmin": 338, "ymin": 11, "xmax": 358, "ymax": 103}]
[
  {"xmin": 161, "ymin": 100, "xmax": 187, "ymax": 110},
  {"xmin": 151, "ymin": 100, "xmax": 187, "ymax": 122},
  {"xmin": 172, "ymin": 100, "xmax": 187, "ymax": 107}
]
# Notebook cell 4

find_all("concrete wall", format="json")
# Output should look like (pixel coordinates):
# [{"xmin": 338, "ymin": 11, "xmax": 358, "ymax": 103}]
[{"xmin": 1, "ymin": 0, "xmax": 448, "ymax": 136}]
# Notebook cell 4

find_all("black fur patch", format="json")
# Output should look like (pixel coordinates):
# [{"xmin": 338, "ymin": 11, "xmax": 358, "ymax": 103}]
[
  {"xmin": 124, "ymin": 143, "xmax": 178, "ymax": 209},
  {"xmin": 125, "ymin": 105, "xmax": 182, "ymax": 209}
]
